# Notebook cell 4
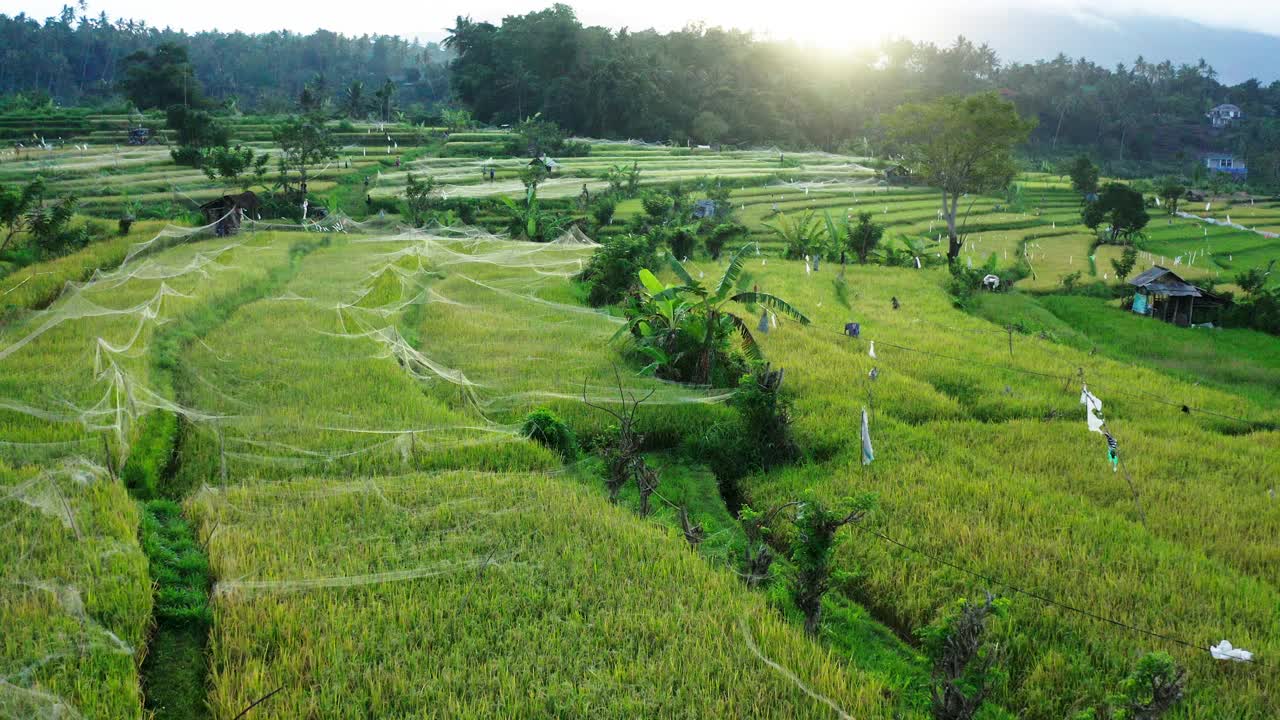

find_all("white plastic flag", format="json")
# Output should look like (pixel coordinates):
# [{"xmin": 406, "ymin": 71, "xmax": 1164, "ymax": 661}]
[
  {"xmin": 861, "ymin": 407, "xmax": 874, "ymax": 465},
  {"xmin": 1080, "ymin": 386, "xmax": 1104, "ymax": 434},
  {"xmin": 1210, "ymin": 640, "xmax": 1253, "ymax": 662}
]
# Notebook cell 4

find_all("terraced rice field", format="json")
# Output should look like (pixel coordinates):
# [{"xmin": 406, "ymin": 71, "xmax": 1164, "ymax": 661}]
[
  {"xmin": 0, "ymin": 114, "xmax": 427, "ymax": 215},
  {"xmin": 2, "ymin": 222, "xmax": 936, "ymax": 718},
  {"xmin": 4, "ymin": 120, "xmax": 1279, "ymax": 718}
]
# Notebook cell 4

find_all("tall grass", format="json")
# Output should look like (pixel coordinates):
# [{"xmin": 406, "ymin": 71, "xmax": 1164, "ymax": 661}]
[
  {"xmin": 190, "ymin": 470, "xmax": 916, "ymax": 719},
  {"xmin": 0, "ymin": 460, "xmax": 152, "ymax": 719},
  {"xmin": 699, "ymin": 259, "xmax": 1279, "ymax": 717}
]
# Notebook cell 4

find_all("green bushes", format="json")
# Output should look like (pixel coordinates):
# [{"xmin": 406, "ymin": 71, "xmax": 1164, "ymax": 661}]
[
  {"xmin": 1105, "ymin": 652, "xmax": 1186, "ymax": 720},
  {"xmin": 732, "ymin": 366, "xmax": 800, "ymax": 470},
  {"xmin": 589, "ymin": 194, "xmax": 618, "ymax": 227},
  {"xmin": 577, "ymin": 233, "xmax": 657, "ymax": 306},
  {"xmin": 522, "ymin": 408, "xmax": 578, "ymax": 461},
  {"xmin": 917, "ymin": 597, "xmax": 1010, "ymax": 720},
  {"xmin": 619, "ymin": 248, "xmax": 810, "ymax": 386},
  {"xmin": 704, "ymin": 221, "xmax": 747, "ymax": 260}
]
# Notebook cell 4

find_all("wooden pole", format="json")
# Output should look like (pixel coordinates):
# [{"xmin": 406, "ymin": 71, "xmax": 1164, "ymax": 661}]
[
  {"xmin": 218, "ymin": 427, "xmax": 228, "ymax": 485},
  {"xmin": 101, "ymin": 434, "xmax": 117, "ymax": 482}
]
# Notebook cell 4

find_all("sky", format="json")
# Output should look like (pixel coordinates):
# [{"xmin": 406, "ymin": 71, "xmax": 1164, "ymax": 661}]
[{"xmin": 4, "ymin": 0, "xmax": 1280, "ymax": 46}]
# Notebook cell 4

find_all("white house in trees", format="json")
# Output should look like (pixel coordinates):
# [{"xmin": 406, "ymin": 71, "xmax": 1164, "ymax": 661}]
[{"xmin": 1207, "ymin": 103, "xmax": 1242, "ymax": 128}]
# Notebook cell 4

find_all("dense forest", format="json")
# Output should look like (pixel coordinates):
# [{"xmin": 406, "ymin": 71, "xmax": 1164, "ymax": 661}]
[
  {"xmin": 444, "ymin": 6, "xmax": 1280, "ymax": 183},
  {"xmin": 4, "ymin": 3, "xmax": 1280, "ymax": 184},
  {"xmin": 0, "ymin": 5, "xmax": 450, "ymax": 112}
]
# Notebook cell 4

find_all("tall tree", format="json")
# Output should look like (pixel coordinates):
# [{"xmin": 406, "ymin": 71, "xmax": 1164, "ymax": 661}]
[
  {"xmin": 886, "ymin": 92, "xmax": 1035, "ymax": 263},
  {"xmin": 119, "ymin": 42, "xmax": 199, "ymax": 109},
  {"xmin": 1069, "ymin": 156, "xmax": 1100, "ymax": 197},
  {"xmin": 272, "ymin": 114, "xmax": 337, "ymax": 194},
  {"xmin": 373, "ymin": 78, "xmax": 396, "ymax": 122},
  {"xmin": 1157, "ymin": 177, "xmax": 1185, "ymax": 216},
  {"xmin": 1083, "ymin": 182, "xmax": 1150, "ymax": 244}
]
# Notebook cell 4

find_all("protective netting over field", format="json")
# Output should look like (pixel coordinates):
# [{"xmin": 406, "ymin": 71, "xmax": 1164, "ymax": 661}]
[
  {"xmin": 0, "ymin": 216, "xmax": 726, "ymax": 717},
  {"xmin": 1, "ymin": 218, "xmax": 727, "ymax": 482},
  {"xmin": 0, "ymin": 459, "xmax": 151, "ymax": 720}
]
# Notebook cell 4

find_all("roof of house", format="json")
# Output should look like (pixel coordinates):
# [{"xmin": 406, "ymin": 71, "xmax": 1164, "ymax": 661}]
[
  {"xmin": 1211, "ymin": 103, "xmax": 1241, "ymax": 111},
  {"xmin": 1129, "ymin": 265, "xmax": 1228, "ymax": 303},
  {"xmin": 199, "ymin": 191, "xmax": 260, "ymax": 212},
  {"xmin": 1129, "ymin": 266, "xmax": 1202, "ymax": 297},
  {"xmin": 692, "ymin": 200, "xmax": 717, "ymax": 217}
]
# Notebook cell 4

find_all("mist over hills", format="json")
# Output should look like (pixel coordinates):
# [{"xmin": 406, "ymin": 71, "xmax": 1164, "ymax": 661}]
[{"xmin": 907, "ymin": 8, "xmax": 1280, "ymax": 84}]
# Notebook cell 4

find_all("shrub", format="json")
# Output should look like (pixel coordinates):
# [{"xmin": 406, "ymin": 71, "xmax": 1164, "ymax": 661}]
[
  {"xmin": 666, "ymin": 225, "xmax": 697, "ymax": 260},
  {"xmin": 561, "ymin": 140, "xmax": 592, "ymax": 157},
  {"xmin": 705, "ymin": 222, "xmax": 747, "ymax": 260},
  {"xmin": 522, "ymin": 409, "xmax": 578, "ymax": 462},
  {"xmin": 403, "ymin": 172, "xmax": 437, "ymax": 226},
  {"xmin": 577, "ymin": 233, "xmax": 657, "ymax": 307},
  {"xmin": 918, "ymin": 597, "xmax": 1010, "ymax": 720},
  {"xmin": 1060, "ymin": 270, "xmax": 1084, "ymax": 292},
  {"xmin": 168, "ymin": 145, "xmax": 205, "ymax": 168},
  {"xmin": 589, "ymin": 195, "xmax": 618, "ymax": 228},
  {"xmin": 788, "ymin": 492, "xmax": 874, "ymax": 636},
  {"xmin": 732, "ymin": 365, "xmax": 799, "ymax": 470},
  {"xmin": 848, "ymin": 212, "xmax": 884, "ymax": 264},
  {"xmin": 1107, "ymin": 652, "xmax": 1186, "ymax": 720},
  {"xmin": 641, "ymin": 190, "xmax": 674, "ymax": 221}
]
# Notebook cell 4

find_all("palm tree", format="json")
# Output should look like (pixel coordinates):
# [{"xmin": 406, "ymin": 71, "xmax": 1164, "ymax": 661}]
[
  {"xmin": 373, "ymin": 78, "xmax": 396, "ymax": 122},
  {"xmin": 343, "ymin": 80, "xmax": 365, "ymax": 119},
  {"xmin": 625, "ymin": 245, "xmax": 810, "ymax": 385}
]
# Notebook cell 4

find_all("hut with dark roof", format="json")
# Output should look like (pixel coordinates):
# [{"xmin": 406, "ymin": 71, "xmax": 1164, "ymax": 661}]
[
  {"xmin": 199, "ymin": 191, "xmax": 261, "ymax": 236},
  {"xmin": 1128, "ymin": 265, "xmax": 1227, "ymax": 326}
]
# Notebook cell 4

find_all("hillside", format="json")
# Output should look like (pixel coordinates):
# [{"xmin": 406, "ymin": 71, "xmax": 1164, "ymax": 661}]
[{"xmin": 2, "ymin": 126, "xmax": 1279, "ymax": 719}]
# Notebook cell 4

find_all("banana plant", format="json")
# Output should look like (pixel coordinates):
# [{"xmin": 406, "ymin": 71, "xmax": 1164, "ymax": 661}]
[
  {"xmin": 621, "ymin": 244, "xmax": 810, "ymax": 385},
  {"xmin": 764, "ymin": 209, "xmax": 826, "ymax": 260},
  {"xmin": 823, "ymin": 210, "xmax": 852, "ymax": 262},
  {"xmin": 497, "ymin": 184, "xmax": 569, "ymax": 242}
]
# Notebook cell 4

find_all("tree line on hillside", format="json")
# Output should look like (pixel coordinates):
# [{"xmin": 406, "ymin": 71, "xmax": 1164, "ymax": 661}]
[
  {"xmin": 7, "ymin": 4, "xmax": 1280, "ymax": 184},
  {"xmin": 0, "ymin": 5, "xmax": 450, "ymax": 113},
  {"xmin": 442, "ymin": 5, "xmax": 1280, "ymax": 184}
]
